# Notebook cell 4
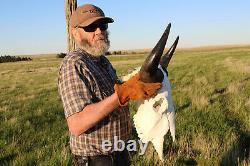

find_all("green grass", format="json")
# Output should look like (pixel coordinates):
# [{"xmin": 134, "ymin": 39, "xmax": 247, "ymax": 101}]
[{"xmin": 0, "ymin": 46, "xmax": 250, "ymax": 165}]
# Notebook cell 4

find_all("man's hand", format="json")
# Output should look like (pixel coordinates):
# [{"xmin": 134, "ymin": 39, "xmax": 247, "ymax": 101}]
[{"xmin": 114, "ymin": 74, "xmax": 162, "ymax": 106}]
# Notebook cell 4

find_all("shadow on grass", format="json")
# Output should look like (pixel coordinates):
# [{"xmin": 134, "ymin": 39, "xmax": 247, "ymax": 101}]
[
  {"xmin": 176, "ymin": 158, "xmax": 198, "ymax": 166},
  {"xmin": 219, "ymin": 108, "xmax": 250, "ymax": 165},
  {"xmin": 0, "ymin": 153, "xmax": 17, "ymax": 165},
  {"xmin": 220, "ymin": 132, "xmax": 250, "ymax": 165}
]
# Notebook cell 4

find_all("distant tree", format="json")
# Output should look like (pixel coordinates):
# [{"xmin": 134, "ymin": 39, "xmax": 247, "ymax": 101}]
[
  {"xmin": 0, "ymin": 55, "xmax": 32, "ymax": 63},
  {"xmin": 112, "ymin": 51, "xmax": 122, "ymax": 55},
  {"xmin": 106, "ymin": 51, "xmax": 112, "ymax": 55},
  {"xmin": 65, "ymin": 0, "xmax": 77, "ymax": 52}
]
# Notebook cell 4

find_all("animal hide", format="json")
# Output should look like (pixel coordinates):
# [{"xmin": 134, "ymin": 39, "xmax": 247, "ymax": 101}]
[{"xmin": 122, "ymin": 66, "xmax": 176, "ymax": 161}]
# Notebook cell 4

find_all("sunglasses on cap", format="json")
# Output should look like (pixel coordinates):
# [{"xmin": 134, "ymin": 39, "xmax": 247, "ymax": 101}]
[{"xmin": 79, "ymin": 23, "xmax": 108, "ymax": 32}]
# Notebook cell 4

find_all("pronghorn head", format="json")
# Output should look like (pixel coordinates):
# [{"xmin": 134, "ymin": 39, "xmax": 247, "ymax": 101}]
[{"xmin": 139, "ymin": 23, "xmax": 179, "ymax": 83}]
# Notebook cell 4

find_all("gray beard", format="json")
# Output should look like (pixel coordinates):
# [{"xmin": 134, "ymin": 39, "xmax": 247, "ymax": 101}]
[{"xmin": 78, "ymin": 32, "xmax": 110, "ymax": 57}]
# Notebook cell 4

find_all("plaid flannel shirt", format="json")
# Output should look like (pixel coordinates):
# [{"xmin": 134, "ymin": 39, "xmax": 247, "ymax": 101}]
[{"xmin": 58, "ymin": 48, "xmax": 131, "ymax": 156}]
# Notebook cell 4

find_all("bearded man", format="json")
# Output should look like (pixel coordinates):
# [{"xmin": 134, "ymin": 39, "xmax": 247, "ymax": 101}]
[{"xmin": 58, "ymin": 4, "xmax": 161, "ymax": 166}]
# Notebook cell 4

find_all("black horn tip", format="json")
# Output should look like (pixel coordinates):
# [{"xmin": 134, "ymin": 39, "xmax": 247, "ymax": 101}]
[
  {"xmin": 160, "ymin": 35, "xmax": 179, "ymax": 67},
  {"xmin": 140, "ymin": 23, "xmax": 171, "ymax": 76}
]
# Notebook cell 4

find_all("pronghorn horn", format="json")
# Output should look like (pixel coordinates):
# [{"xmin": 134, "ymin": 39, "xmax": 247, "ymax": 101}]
[
  {"xmin": 139, "ymin": 23, "xmax": 171, "ymax": 83},
  {"xmin": 160, "ymin": 36, "xmax": 179, "ymax": 68}
]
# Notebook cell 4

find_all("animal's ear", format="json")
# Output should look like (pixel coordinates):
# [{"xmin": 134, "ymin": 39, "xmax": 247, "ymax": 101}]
[{"xmin": 160, "ymin": 36, "xmax": 179, "ymax": 68}]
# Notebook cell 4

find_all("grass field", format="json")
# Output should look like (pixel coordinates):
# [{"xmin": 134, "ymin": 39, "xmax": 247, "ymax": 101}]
[{"xmin": 0, "ymin": 45, "xmax": 250, "ymax": 165}]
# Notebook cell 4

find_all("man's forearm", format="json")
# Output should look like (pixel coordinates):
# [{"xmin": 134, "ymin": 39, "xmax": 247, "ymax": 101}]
[{"xmin": 67, "ymin": 93, "xmax": 120, "ymax": 136}]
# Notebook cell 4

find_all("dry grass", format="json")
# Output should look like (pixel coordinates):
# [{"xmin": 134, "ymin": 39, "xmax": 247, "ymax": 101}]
[
  {"xmin": 221, "ymin": 57, "xmax": 250, "ymax": 74},
  {"xmin": 194, "ymin": 76, "xmax": 209, "ymax": 86},
  {"xmin": 245, "ymin": 98, "xmax": 250, "ymax": 108},
  {"xmin": 227, "ymin": 81, "xmax": 244, "ymax": 94},
  {"xmin": 111, "ymin": 59, "xmax": 143, "ymax": 65},
  {"xmin": 192, "ymin": 133, "xmax": 221, "ymax": 159},
  {"xmin": 1, "ymin": 45, "xmax": 250, "ymax": 165},
  {"xmin": 191, "ymin": 95, "xmax": 210, "ymax": 109},
  {"xmin": 180, "ymin": 44, "xmax": 250, "ymax": 52}
]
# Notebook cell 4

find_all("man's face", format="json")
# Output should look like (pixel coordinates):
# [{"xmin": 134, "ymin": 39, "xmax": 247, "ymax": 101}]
[{"xmin": 74, "ymin": 23, "xmax": 110, "ymax": 57}]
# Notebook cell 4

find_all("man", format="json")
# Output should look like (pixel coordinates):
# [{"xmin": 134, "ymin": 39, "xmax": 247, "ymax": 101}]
[{"xmin": 58, "ymin": 4, "xmax": 161, "ymax": 166}]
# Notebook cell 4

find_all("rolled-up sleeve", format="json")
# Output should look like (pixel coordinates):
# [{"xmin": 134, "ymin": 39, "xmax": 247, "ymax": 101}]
[{"xmin": 58, "ymin": 58, "xmax": 92, "ymax": 118}]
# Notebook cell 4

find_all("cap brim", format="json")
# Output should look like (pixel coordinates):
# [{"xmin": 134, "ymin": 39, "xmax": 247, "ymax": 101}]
[{"xmin": 79, "ymin": 17, "xmax": 114, "ymax": 27}]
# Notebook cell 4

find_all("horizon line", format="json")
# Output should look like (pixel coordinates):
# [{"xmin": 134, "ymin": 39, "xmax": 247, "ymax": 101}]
[{"xmin": 1, "ymin": 43, "xmax": 250, "ymax": 56}]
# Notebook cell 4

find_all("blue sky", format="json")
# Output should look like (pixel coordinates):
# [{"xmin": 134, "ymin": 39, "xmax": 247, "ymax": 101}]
[{"xmin": 0, "ymin": 0, "xmax": 249, "ymax": 55}]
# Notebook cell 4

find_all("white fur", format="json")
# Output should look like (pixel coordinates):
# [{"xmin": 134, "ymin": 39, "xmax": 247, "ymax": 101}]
[{"xmin": 122, "ymin": 66, "xmax": 175, "ymax": 161}]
